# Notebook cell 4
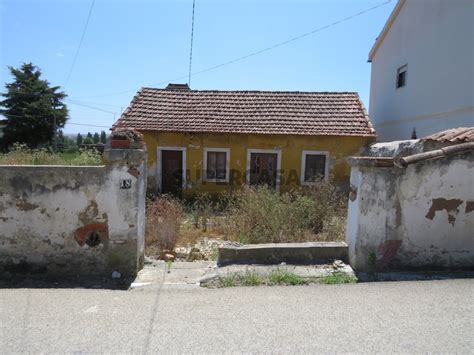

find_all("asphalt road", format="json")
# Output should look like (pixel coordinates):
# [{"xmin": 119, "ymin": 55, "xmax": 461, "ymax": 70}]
[{"xmin": 1, "ymin": 279, "xmax": 473, "ymax": 353}]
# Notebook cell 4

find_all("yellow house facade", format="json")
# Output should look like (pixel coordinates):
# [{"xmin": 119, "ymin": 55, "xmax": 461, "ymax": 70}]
[{"xmin": 115, "ymin": 84, "xmax": 376, "ymax": 195}]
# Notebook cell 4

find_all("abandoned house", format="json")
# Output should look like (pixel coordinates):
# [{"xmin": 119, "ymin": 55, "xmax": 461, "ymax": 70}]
[{"xmin": 114, "ymin": 84, "xmax": 376, "ymax": 194}]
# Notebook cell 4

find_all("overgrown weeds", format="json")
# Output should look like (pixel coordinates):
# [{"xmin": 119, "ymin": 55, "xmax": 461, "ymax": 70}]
[
  {"xmin": 222, "ymin": 183, "xmax": 345, "ymax": 244},
  {"xmin": 321, "ymin": 271, "xmax": 357, "ymax": 284},
  {"xmin": 367, "ymin": 251, "xmax": 378, "ymax": 281},
  {"xmin": 188, "ymin": 192, "xmax": 213, "ymax": 231},
  {"xmin": 209, "ymin": 268, "xmax": 356, "ymax": 288},
  {"xmin": 146, "ymin": 195, "xmax": 184, "ymax": 257},
  {"xmin": 214, "ymin": 268, "xmax": 307, "ymax": 288},
  {"xmin": 239, "ymin": 270, "xmax": 264, "ymax": 286},
  {"xmin": 145, "ymin": 181, "xmax": 346, "ymax": 259},
  {"xmin": 268, "ymin": 268, "xmax": 307, "ymax": 285},
  {"xmin": 219, "ymin": 273, "xmax": 237, "ymax": 287},
  {"xmin": 218, "ymin": 270, "xmax": 264, "ymax": 287},
  {"xmin": 0, "ymin": 143, "xmax": 102, "ymax": 165}
]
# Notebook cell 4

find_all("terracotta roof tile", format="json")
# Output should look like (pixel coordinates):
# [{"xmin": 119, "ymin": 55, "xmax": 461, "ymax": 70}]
[
  {"xmin": 421, "ymin": 127, "xmax": 474, "ymax": 143},
  {"xmin": 113, "ymin": 87, "xmax": 376, "ymax": 137}
]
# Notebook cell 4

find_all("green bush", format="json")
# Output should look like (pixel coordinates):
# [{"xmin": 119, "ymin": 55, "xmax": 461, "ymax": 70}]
[{"xmin": 69, "ymin": 148, "xmax": 102, "ymax": 165}]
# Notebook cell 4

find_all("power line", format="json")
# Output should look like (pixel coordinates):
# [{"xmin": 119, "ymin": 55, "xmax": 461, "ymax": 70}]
[
  {"xmin": 65, "ymin": 99, "xmax": 117, "ymax": 115},
  {"xmin": 188, "ymin": 0, "xmax": 196, "ymax": 86},
  {"xmin": 187, "ymin": 0, "xmax": 393, "ymax": 79},
  {"xmin": 0, "ymin": 112, "xmax": 112, "ymax": 128},
  {"xmin": 75, "ymin": 0, "xmax": 391, "ymax": 99},
  {"xmin": 64, "ymin": 0, "xmax": 96, "ymax": 86},
  {"xmin": 67, "ymin": 122, "xmax": 110, "ymax": 128},
  {"xmin": 66, "ymin": 99, "xmax": 122, "ymax": 109},
  {"xmin": 0, "ymin": 93, "xmax": 121, "ymax": 111}
]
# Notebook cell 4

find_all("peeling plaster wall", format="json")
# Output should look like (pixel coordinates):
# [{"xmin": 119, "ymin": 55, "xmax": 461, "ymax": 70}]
[
  {"xmin": 347, "ymin": 145, "xmax": 474, "ymax": 271},
  {"xmin": 0, "ymin": 149, "xmax": 147, "ymax": 277}
]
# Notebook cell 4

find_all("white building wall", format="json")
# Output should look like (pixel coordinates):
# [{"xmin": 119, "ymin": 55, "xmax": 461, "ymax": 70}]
[{"xmin": 369, "ymin": 0, "xmax": 474, "ymax": 141}]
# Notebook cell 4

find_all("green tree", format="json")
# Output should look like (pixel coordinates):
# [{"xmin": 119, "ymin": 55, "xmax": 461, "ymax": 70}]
[
  {"xmin": 87, "ymin": 132, "xmax": 93, "ymax": 140},
  {"xmin": 100, "ymin": 130, "xmax": 107, "ymax": 144},
  {"xmin": 57, "ymin": 129, "xmax": 65, "ymax": 144},
  {"xmin": 63, "ymin": 136, "xmax": 78, "ymax": 152},
  {"xmin": 76, "ymin": 133, "xmax": 83, "ymax": 146},
  {"xmin": 0, "ymin": 63, "xmax": 68, "ymax": 150},
  {"xmin": 93, "ymin": 132, "xmax": 100, "ymax": 144},
  {"xmin": 83, "ymin": 137, "xmax": 94, "ymax": 144}
]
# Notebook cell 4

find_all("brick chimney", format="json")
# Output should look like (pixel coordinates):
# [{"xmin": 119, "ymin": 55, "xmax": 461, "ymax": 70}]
[{"xmin": 165, "ymin": 83, "xmax": 190, "ymax": 91}]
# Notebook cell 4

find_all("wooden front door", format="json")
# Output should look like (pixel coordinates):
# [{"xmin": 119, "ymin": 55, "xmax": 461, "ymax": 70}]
[
  {"xmin": 161, "ymin": 150, "xmax": 183, "ymax": 195},
  {"xmin": 249, "ymin": 153, "xmax": 278, "ymax": 187}
]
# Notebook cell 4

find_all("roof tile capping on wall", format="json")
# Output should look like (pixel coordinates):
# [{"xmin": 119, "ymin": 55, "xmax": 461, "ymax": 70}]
[{"xmin": 0, "ymin": 148, "xmax": 147, "ymax": 278}]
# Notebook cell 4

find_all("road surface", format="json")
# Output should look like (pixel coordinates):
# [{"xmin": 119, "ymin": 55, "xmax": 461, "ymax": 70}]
[{"xmin": 1, "ymin": 279, "xmax": 472, "ymax": 353}]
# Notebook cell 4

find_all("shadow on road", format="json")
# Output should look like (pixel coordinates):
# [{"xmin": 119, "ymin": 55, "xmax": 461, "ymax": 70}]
[
  {"xmin": 355, "ymin": 270, "xmax": 474, "ymax": 282},
  {"xmin": 0, "ymin": 273, "xmax": 134, "ymax": 290}
]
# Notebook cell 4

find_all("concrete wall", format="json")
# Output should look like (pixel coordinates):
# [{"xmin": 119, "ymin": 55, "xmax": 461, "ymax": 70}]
[
  {"xmin": 142, "ymin": 131, "xmax": 374, "ymax": 194},
  {"xmin": 369, "ymin": 0, "xmax": 474, "ymax": 141},
  {"xmin": 347, "ymin": 143, "xmax": 474, "ymax": 271},
  {"xmin": 0, "ymin": 148, "xmax": 147, "ymax": 277}
]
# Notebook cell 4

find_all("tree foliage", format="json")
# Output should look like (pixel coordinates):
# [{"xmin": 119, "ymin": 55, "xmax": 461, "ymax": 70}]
[
  {"xmin": 0, "ymin": 63, "xmax": 69, "ymax": 150},
  {"xmin": 100, "ymin": 130, "xmax": 107, "ymax": 144},
  {"xmin": 83, "ymin": 137, "xmax": 94, "ymax": 145}
]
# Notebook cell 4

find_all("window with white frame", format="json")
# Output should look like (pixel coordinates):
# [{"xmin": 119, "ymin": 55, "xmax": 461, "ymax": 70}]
[
  {"xmin": 301, "ymin": 151, "xmax": 329, "ymax": 184},
  {"xmin": 203, "ymin": 148, "xmax": 230, "ymax": 181}
]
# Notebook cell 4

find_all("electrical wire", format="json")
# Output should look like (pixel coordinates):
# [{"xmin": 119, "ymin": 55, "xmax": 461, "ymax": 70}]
[
  {"xmin": 77, "ymin": 0, "xmax": 392, "ymax": 99},
  {"xmin": 4, "ymin": 0, "xmax": 391, "ymax": 101},
  {"xmin": 66, "ymin": 99, "xmax": 122, "ymax": 109},
  {"xmin": 67, "ymin": 122, "xmax": 110, "ymax": 128},
  {"xmin": 0, "ymin": 112, "xmax": 112, "ymax": 128},
  {"xmin": 64, "ymin": 0, "xmax": 96, "ymax": 86},
  {"xmin": 65, "ymin": 99, "xmax": 117, "ymax": 115},
  {"xmin": 188, "ymin": 0, "xmax": 196, "ymax": 86}
]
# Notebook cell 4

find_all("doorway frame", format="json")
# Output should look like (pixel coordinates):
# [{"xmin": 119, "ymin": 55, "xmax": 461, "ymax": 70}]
[
  {"xmin": 156, "ymin": 146, "xmax": 187, "ymax": 193},
  {"xmin": 246, "ymin": 148, "xmax": 282, "ymax": 191}
]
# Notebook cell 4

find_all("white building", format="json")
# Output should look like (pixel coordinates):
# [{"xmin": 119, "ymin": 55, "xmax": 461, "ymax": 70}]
[{"xmin": 368, "ymin": 0, "xmax": 474, "ymax": 142}]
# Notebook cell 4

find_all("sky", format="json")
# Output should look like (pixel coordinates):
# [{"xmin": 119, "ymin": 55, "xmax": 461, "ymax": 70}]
[{"xmin": 0, "ymin": 0, "xmax": 396, "ymax": 134}]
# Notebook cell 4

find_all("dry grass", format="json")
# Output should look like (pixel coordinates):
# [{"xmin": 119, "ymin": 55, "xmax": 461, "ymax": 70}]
[
  {"xmin": 145, "ymin": 195, "xmax": 184, "ymax": 257},
  {"xmin": 221, "ymin": 183, "xmax": 345, "ymax": 244},
  {"xmin": 145, "ymin": 182, "xmax": 347, "ymax": 257},
  {"xmin": 178, "ymin": 218, "xmax": 226, "ymax": 247},
  {"xmin": 0, "ymin": 143, "xmax": 102, "ymax": 165}
]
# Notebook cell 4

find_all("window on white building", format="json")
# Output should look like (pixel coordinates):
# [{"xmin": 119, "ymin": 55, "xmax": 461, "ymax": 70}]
[{"xmin": 396, "ymin": 65, "xmax": 407, "ymax": 88}]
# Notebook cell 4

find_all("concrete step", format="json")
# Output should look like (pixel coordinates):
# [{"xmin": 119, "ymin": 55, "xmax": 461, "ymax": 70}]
[{"xmin": 218, "ymin": 242, "xmax": 348, "ymax": 266}]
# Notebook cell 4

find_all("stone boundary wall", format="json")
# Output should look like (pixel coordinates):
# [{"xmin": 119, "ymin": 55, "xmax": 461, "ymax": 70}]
[
  {"xmin": 0, "ymin": 148, "xmax": 147, "ymax": 277},
  {"xmin": 347, "ymin": 143, "xmax": 473, "ymax": 271}
]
